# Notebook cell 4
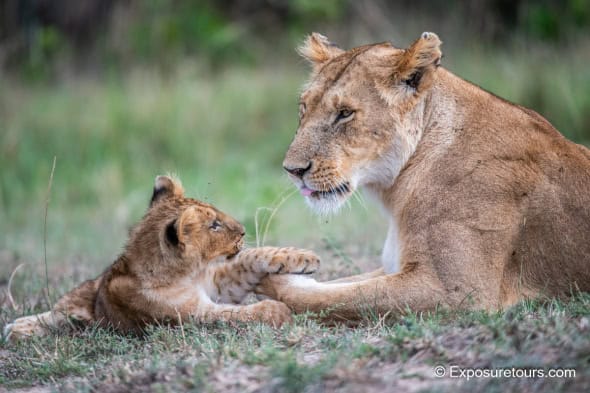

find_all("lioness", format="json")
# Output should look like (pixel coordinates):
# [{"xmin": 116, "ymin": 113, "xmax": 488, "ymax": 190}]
[
  {"xmin": 5, "ymin": 175, "xmax": 319, "ymax": 338},
  {"xmin": 257, "ymin": 32, "xmax": 590, "ymax": 320}
]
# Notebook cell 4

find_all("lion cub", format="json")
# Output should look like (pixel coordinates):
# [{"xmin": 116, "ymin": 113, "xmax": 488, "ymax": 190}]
[{"xmin": 5, "ymin": 176, "xmax": 319, "ymax": 338}]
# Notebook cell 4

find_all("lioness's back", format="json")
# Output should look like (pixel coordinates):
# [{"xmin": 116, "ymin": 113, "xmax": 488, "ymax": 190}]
[{"xmin": 400, "ymin": 69, "xmax": 590, "ymax": 297}]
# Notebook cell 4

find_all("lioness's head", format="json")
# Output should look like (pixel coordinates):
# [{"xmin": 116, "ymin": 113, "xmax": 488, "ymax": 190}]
[
  {"xmin": 128, "ymin": 175, "xmax": 245, "ymax": 267},
  {"xmin": 283, "ymin": 32, "xmax": 442, "ymax": 214}
]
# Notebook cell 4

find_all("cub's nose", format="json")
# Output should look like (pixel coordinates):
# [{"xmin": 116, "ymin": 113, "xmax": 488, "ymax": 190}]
[
  {"xmin": 227, "ymin": 218, "xmax": 246, "ymax": 238},
  {"xmin": 283, "ymin": 162, "xmax": 312, "ymax": 178}
]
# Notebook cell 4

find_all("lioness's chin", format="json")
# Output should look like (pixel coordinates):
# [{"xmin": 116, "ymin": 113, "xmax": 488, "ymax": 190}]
[{"xmin": 304, "ymin": 192, "xmax": 350, "ymax": 216}]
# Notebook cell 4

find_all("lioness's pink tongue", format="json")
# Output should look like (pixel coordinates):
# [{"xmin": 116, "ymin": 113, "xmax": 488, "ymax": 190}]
[{"xmin": 300, "ymin": 187, "xmax": 314, "ymax": 196}]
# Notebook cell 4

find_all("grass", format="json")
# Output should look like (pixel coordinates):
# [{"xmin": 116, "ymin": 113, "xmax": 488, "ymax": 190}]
[
  {"xmin": 1, "ymin": 294, "xmax": 589, "ymax": 392},
  {"xmin": 1, "ymin": 41, "xmax": 590, "ymax": 392},
  {"xmin": 0, "ymin": 63, "xmax": 384, "ymax": 284}
]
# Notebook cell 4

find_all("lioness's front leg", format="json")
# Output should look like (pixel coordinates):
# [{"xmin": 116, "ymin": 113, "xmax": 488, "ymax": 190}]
[
  {"xmin": 257, "ymin": 269, "xmax": 448, "ymax": 320},
  {"xmin": 323, "ymin": 268, "xmax": 385, "ymax": 284}
]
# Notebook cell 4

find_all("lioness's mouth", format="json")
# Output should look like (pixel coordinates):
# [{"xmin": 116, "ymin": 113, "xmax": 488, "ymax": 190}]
[{"xmin": 306, "ymin": 183, "xmax": 351, "ymax": 199}]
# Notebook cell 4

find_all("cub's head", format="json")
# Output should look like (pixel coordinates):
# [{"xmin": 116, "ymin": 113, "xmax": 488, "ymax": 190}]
[
  {"xmin": 284, "ymin": 32, "xmax": 442, "ymax": 214},
  {"xmin": 129, "ymin": 175, "xmax": 245, "ymax": 266}
]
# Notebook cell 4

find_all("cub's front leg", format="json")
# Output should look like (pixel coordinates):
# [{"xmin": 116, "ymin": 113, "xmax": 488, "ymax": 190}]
[
  {"xmin": 210, "ymin": 247, "xmax": 320, "ymax": 304},
  {"xmin": 199, "ymin": 300, "xmax": 293, "ymax": 327},
  {"xmin": 236, "ymin": 247, "xmax": 320, "ymax": 275}
]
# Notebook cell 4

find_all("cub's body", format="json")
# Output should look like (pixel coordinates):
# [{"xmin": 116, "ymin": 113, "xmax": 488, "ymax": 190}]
[{"xmin": 6, "ymin": 176, "xmax": 318, "ymax": 338}]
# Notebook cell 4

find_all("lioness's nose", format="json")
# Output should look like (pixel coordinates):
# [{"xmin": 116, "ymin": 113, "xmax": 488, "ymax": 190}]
[{"xmin": 283, "ymin": 162, "xmax": 311, "ymax": 178}]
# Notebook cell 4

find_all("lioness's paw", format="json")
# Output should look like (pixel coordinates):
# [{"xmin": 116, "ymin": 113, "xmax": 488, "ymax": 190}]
[
  {"xmin": 256, "ymin": 274, "xmax": 314, "ymax": 303},
  {"xmin": 4, "ymin": 315, "xmax": 48, "ymax": 340},
  {"xmin": 255, "ymin": 274, "xmax": 290, "ymax": 301},
  {"xmin": 269, "ymin": 248, "xmax": 320, "ymax": 275},
  {"xmin": 256, "ymin": 300, "xmax": 292, "ymax": 327}
]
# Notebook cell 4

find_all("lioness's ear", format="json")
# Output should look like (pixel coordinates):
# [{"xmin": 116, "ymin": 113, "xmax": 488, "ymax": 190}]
[
  {"xmin": 298, "ymin": 33, "xmax": 344, "ymax": 68},
  {"xmin": 396, "ymin": 32, "xmax": 442, "ymax": 90},
  {"xmin": 150, "ymin": 175, "xmax": 184, "ymax": 207}
]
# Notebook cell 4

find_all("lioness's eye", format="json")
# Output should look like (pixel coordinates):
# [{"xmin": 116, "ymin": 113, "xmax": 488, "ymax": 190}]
[
  {"xmin": 209, "ymin": 220, "xmax": 222, "ymax": 231},
  {"xmin": 335, "ymin": 109, "xmax": 354, "ymax": 123}
]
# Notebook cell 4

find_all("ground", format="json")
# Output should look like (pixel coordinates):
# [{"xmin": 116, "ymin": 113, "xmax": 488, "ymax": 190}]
[{"xmin": 1, "ymin": 240, "xmax": 589, "ymax": 392}]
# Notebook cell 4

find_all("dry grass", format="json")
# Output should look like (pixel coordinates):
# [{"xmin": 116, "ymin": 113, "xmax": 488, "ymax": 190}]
[{"xmin": 1, "ymin": 239, "xmax": 589, "ymax": 393}]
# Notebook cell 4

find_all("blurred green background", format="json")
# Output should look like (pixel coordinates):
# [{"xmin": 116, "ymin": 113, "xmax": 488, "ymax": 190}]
[{"xmin": 1, "ymin": 0, "xmax": 589, "ymax": 292}]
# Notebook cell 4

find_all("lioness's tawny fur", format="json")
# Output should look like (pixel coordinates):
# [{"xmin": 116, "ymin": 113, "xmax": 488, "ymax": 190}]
[
  {"xmin": 6, "ymin": 176, "xmax": 319, "ymax": 338},
  {"xmin": 257, "ymin": 32, "xmax": 590, "ymax": 319}
]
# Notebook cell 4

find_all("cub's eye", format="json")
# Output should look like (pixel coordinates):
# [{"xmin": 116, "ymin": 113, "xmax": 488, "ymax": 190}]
[
  {"xmin": 334, "ymin": 109, "xmax": 354, "ymax": 124},
  {"xmin": 209, "ymin": 220, "xmax": 222, "ymax": 231}
]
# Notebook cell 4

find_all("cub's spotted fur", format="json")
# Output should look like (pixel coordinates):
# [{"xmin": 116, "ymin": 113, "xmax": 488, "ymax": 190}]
[{"xmin": 5, "ymin": 176, "xmax": 319, "ymax": 338}]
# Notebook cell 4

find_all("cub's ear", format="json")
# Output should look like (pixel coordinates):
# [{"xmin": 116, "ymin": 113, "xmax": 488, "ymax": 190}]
[
  {"xmin": 176, "ymin": 206, "xmax": 198, "ymax": 246},
  {"xmin": 298, "ymin": 33, "xmax": 344, "ymax": 69},
  {"xmin": 150, "ymin": 175, "xmax": 184, "ymax": 207},
  {"xmin": 396, "ymin": 32, "xmax": 442, "ymax": 90},
  {"xmin": 165, "ymin": 219, "xmax": 179, "ymax": 247},
  {"xmin": 164, "ymin": 206, "xmax": 198, "ymax": 252}
]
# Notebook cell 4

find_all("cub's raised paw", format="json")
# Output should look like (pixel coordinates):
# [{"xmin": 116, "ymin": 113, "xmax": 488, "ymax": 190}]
[
  {"xmin": 269, "ymin": 248, "xmax": 320, "ymax": 275},
  {"xmin": 255, "ymin": 299, "xmax": 293, "ymax": 327}
]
